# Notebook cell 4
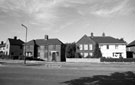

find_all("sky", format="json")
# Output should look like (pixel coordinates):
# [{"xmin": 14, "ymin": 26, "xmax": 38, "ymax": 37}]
[{"xmin": 0, "ymin": 0, "xmax": 135, "ymax": 43}]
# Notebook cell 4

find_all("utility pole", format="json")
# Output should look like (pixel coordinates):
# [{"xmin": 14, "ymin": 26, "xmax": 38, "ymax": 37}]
[{"xmin": 21, "ymin": 24, "xmax": 28, "ymax": 64}]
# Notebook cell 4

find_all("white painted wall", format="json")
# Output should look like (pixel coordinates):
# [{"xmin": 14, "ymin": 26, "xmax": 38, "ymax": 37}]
[
  {"xmin": 5, "ymin": 39, "xmax": 10, "ymax": 55},
  {"xmin": 100, "ymin": 44, "xmax": 126, "ymax": 58},
  {"xmin": 66, "ymin": 58, "xmax": 100, "ymax": 63}
]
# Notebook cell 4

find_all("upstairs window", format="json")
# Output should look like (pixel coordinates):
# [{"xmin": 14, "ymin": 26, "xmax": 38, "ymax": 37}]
[
  {"xmin": 79, "ymin": 44, "xmax": 83, "ymax": 50},
  {"xmin": 89, "ymin": 44, "xmax": 93, "ymax": 50},
  {"xmin": 107, "ymin": 45, "xmax": 109, "ymax": 49},
  {"xmin": 84, "ymin": 44, "xmax": 88, "ymax": 50}
]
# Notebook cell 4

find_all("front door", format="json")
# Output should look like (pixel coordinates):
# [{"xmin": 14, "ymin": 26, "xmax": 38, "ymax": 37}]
[{"xmin": 52, "ymin": 52, "xmax": 56, "ymax": 61}]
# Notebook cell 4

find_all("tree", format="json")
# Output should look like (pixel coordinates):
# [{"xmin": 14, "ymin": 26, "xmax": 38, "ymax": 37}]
[
  {"xmin": 65, "ymin": 43, "xmax": 76, "ymax": 58},
  {"xmin": 93, "ymin": 43, "xmax": 102, "ymax": 58}
]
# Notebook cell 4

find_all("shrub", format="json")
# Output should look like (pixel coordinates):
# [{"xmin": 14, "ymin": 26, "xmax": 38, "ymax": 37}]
[
  {"xmin": 75, "ymin": 53, "xmax": 82, "ymax": 58},
  {"xmin": 100, "ymin": 57, "xmax": 135, "ymax": 62}
]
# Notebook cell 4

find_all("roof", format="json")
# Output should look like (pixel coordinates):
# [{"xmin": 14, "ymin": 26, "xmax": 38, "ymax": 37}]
[
  {"xmin": 127, "ymin": 40, "xmax": 135, "ymax": 47},
  {"xmin": 25, "ymin": 38, "xmax": 63, "ymax": 46},
  {"xmin": 90, "ymin": 36, "xmax": 126, "ymax": 44},
  {"xmin": 8, "ymin": 38, "xmax": 24, "ymax": 45},
  {"xmin": 0, "ymin": 43, "xmax": 5, "ymax": 48}
]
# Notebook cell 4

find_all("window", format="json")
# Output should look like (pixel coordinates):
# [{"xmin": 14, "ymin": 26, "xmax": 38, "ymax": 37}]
[
  {"xmin": 80, "ymin": 53, "xmax": 83, "ymax": 56},
  {"xmin": 38, "ymin": 52, "xmax": 40, "ymax": 57},
  {"xmin": 20, "ymin": 46, "xmax": 23, "ymax": 49},
  {"xmin": 44, "ymin": 45, "xmax": 48, "ymax": 50},
  {"xmin": 107, "ymin": 45, "xmax": 109, "ymax": 49},
  {"xmin": 113, "ymin": 52, "xmax": 123, "ymax": 58},
  {"xmin": 89, "ymin": 52, "xmax": 93, "ymax": 56},
  {"xmin": 56, "ymin": 52, "xmax": 59, "ymax": 56},
  {"xmin": 89, "ymin": 44, "xmax": 93, "ymax": 50},
  {"xmin": 11, "ymin": 52, "xmax": 14, "ymax": 55},
  {"xmin": 79, "ymin": 44, "xmax": 83, "ymax": 50},
  {"xmin": 84, "ymin": 53, "xmax": 88, "ymax": 58},
  {"xmin": 6, "ymin": 45, "xmax": 8, "ymax": 49},
  {"xmin": 84, "ymin": 44, "xmax": 88, "ymax": 50}
]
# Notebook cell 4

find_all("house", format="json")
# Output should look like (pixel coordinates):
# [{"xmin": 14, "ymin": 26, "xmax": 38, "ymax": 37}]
[
  {"xmin": 0, "ymin": 41, "xmax": 5, "ymax": 56},
  {"xmin": 4, "ymin": 36, "xmax": 24, "ymax": 58},
  {"xmin": 76, "ymin": 33, "xmax": 127, "ymax": 58},
  {"xmin": 127, "ymin": 40, "xmax": 135, "ymax": 58},
  {"xmin": 24, "ymin": 35, "xmax": 65, "ymax": 62}
]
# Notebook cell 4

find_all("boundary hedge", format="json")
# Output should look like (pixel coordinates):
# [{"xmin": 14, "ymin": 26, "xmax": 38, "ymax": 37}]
[{"xmin": 100, "ymin": 57, "xmax": 135, "ymax": 62}]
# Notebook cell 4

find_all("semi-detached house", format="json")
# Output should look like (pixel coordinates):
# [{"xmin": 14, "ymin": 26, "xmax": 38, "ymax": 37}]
[
  {"xmin": 76, "ymin": 33, "xmax": 127, "ymax": 58},
  {"xmin": 24, "ymin": 35, "xmax": 65, "ymax": 62}
]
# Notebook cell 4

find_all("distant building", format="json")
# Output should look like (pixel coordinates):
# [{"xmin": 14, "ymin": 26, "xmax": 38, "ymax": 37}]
[
  {"xmin": 0, "ymin": 41, "xmax": 5, "ymax": 55},
  {"xmin": 76, "ymin": 33, "xmax": 127, "ymax": 58},
  {"xmin": 127, "ymin": 40, "xmax": 135, "ymax": 58},
  {"xmin": 4, "ymin": 36, "xmax": 24, "ymax": 58},
  {"xmin": 24, "ymin": 35, "xmax": 65, "ymax": 62}
]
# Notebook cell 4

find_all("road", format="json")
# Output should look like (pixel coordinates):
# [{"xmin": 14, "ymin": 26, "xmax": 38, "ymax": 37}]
[{"xmin": 0, "ymin": 62, "xmax": 135, "ymax": 85}]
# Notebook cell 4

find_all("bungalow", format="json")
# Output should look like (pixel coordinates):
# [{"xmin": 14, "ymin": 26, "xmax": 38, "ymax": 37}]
[
  {"xmin": 4, "ymin": 36, "xmax": 24, "ymax": 58},
  {"xmin": 24, "ymin": 35, "xmax": 65, "ymax": 62},
  {"xmin": 76, "ymin": 33, "xmax": 127, "ymax": 58},
  {"xmin": 127, "ymin": 40, "xmax": 135, "ymax": 58}
]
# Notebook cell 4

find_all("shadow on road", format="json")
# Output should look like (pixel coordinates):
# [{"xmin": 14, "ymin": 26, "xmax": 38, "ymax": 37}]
[{"xmin": 62, "ymin": 71, "xmax": 135, "ymax": 85}]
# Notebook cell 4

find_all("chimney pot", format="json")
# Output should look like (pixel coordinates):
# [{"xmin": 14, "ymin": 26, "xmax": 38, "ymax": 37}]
[
  {"xmin": 1, "ymin": 41, "xmax": 4, "ymax": 44},
  {"xmin": 102, "ymin": 32, "xmax": 105, "ymax": 37},
  {"xmin": 14, "ymin": 36, "xmax": 17, "ymax": 40},
  {"xmin": 91, "ymin": 32, "xmax": 94, "ymax": 38},
  {"xmin": 45, "ymin": 35, "xmax": 49, "ymax": 40}
]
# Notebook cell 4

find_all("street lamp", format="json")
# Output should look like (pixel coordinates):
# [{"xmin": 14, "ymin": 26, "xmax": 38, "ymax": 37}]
[{"xmin": 21, "ymin": 24, "xmax": 28, "ymax": 64}]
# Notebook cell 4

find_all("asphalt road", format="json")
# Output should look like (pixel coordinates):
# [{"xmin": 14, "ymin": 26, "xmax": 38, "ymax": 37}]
[{"xmin": 0, "ymin": 63, "xmax": 135, "ymax": 85}]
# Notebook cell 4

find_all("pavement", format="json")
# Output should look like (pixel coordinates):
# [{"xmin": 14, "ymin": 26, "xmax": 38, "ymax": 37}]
[{"xmin": 1, "ymin": 59, "xmax": 135, "ymax": 71}]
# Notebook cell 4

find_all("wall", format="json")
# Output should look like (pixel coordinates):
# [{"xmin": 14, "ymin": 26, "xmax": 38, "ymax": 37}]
[
  {"xmin": 76, "ymin": 35, "xmax": 96, "ymax": 57},
  {"xmin": 48, "ymin": 45, "xmax": 61, "ymax": 62},
  {"xmin": 25, "ymin": 45, "xmax": 34, "ymax": 57},
  {"xmin": 100, "ymin": 44, "xmax": 126, "ymax": 58},
  {"xmin": 66, "ymin": 58, "xmax": 100, "ymax": 63},
  {"xmin": 4, "ymin": 39, "xmax": 10, "ymax": 55},
  {"xmin": 10, "ymin": 45, "xmax": 23, "ymax": 57}
]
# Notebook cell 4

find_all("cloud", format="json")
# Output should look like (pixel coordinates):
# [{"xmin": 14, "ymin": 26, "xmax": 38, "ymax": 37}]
[
  {"xmin": 0, "ymin": 0, "xmax": 135, "ymax": 32},
  {"xmin": 90, "ymin": 0, "xmax": 135, "ymax": 17}
]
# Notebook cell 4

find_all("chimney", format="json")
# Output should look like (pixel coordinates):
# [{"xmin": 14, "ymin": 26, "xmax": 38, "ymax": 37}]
[
  {"xmin": 102, "ymin": 32, "xmax": 105, "ymax": 37},
  {"xmin": 91, "ymin": 32, "xmax": 94, "ymax": 38},
  {"xmin": 14, "ymin": 36, "xmax": 17, "ymax": 40},
  {"xmin": 1, "ymin": 41, "xmax": 4, "ymax": 45},
  {"xmin": 44, "ymin": 35, "xmax": 49, "ymax": 40}
]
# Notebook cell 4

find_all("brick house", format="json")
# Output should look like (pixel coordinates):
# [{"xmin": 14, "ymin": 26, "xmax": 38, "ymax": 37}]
[
  {"xmin": 76, "ymin": 33, "xmax": 127, "ymax": 58},
  {"xmin": 24, "ymin": 35, "xmax": 65, "ymax": 62},
  {"xmin": 4, "ymin": 36, "xmax": 24, "ymax": 58},
  {"xmin": 127, "ymin": 40, "xmax": 135, "ymax": 58}
]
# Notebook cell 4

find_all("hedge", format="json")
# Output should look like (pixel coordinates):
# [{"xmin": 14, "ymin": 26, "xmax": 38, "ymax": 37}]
[{"xmin": 100, "ymin": 57, "xmax": 135, "ymax": 62}]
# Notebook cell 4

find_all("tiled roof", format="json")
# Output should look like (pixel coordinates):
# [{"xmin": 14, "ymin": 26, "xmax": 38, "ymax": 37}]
[
  {"xmin": 25, "ymin": 40, "xmax": 35, "ymax": 45},
  {"xmin": 90, "ymin": 36, "xmax": 126, "ymax": 44},
  {"xmin": 25, "ymin": 38, "xmax": 63, "ymax": 45},
  {"xmin": 9, "ymin": 38, "xmax": 24, "ymax": 45},
  {"xmin": 127, "ymin": 40, "xmax": 135, "ymax": 47}
]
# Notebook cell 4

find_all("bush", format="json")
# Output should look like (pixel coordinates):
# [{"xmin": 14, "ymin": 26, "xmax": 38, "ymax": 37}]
[
  {"xmin": 75, "ymin": 53, "xmax": 82, "ymax": 58},
  {"xmin": 0, "ymin": 55, "xmax": 11, "ymax": 59},
  {"xmin": 100, "ymin": 57, "xmax": 135, "ymax": 62},
  {"xmin": 25, "ymin": 57, "xmax": 44, "ymax": 61}
]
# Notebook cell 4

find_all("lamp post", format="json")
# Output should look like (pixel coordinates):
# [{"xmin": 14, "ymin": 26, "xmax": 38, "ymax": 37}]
[{"xmin": 21, "ymin": 24, "xmax": 27, "ymax": 64}]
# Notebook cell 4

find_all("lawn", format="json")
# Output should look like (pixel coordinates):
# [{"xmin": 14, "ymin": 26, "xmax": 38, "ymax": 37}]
[{"xmin": 0, "ymin": 62, "xmax": 135, "ymax": 85}]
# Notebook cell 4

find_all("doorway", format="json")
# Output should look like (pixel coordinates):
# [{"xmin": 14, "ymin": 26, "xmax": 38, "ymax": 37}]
[{"xmin": 52, "ymin": 52, "xmax": 56, "ymax": 61}]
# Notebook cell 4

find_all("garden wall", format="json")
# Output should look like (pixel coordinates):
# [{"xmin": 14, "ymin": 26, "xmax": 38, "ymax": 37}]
[{"xmin": 66, "ymin": 58, "xmax": 100, "ymax": 63}]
